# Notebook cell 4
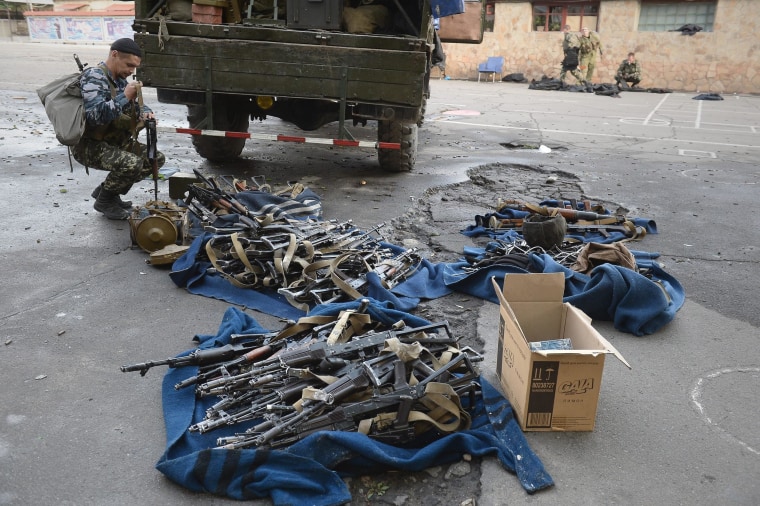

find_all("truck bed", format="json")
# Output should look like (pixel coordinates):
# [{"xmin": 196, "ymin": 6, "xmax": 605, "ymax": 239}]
[{"xmin": 134, "ymin": 21, "xmax": 430, "ymax": 108}]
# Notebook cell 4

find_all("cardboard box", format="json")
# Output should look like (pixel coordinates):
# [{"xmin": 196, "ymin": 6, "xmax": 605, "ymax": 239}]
[
  {"xmin": 192, "ymin": 3, "xmax": 223, "ymax": 24},
  {"xmin": 492, "ymin": 273, "xmax": 630, "ymax": 431}
]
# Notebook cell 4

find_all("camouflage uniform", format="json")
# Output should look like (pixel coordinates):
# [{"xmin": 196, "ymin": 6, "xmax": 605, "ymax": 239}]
[
  {"xmin": 560, "ymin": 32, "xmax": 586, "ymax": 85},
  {"xmin": 616, "ymin": 58, "xmax": 642, "ymax": 87},
  {"xmin": 72, "ymin": 62, "xmax": 165, "ymax": 197},
  {"xmin": 578, "ymin": 31, "xmax": 603, "ymax": 82}
]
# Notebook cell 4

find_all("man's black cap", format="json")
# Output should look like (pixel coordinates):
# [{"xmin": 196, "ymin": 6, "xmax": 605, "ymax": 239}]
[{"xmin": 110, "ymin": 38, "xmax": 142, "ymax": 58}]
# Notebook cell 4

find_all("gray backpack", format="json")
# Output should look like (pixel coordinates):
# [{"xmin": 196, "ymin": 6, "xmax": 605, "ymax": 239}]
[{"xmin": 37, "ymin": 55, "xmax": 87, "ymax": 147}]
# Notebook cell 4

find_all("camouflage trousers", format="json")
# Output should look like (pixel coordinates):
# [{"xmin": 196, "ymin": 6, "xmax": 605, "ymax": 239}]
[
  {"xmin": 560, "ymin": 67, "xmax": 586, "ymax": 85},
  {"xmin": 579, "ymin": 54, "xmax": 597, "ymax": 82},
  {"xmin": 73, "ymin": 137, "xmax": 166, "ymax": 195}
]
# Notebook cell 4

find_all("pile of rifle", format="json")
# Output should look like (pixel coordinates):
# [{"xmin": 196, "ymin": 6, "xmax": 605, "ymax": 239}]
[
  {"xmin": 481, "ymin": 198, "xmax": 646, "ymax": 240},
  {"xmin": 183, "ymin": 170, "xmax": 422, "ymax": 309},
  {"xmin": 464, "ymin": 198, "xmax": 648, "ymax": 270},
  {"xmin": 121, "ymin": 310, "xmax": 482, "ymax": 449}
]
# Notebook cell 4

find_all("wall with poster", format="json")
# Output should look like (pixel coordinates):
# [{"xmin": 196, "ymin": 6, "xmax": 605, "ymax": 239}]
[{"xmin": 26, "ymin": 12, "xmax": 133, "ymax": 42}]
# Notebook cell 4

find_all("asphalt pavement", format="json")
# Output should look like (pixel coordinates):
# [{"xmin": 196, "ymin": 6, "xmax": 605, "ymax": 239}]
[{"xmin": 1, "ymin": 41, "xmax": 758, "ymax": 506}]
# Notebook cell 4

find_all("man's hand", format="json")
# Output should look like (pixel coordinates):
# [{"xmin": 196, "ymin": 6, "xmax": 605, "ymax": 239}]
[{"xmin": 124, "ymin": 81, "xmax": 142, "ymax": 101}]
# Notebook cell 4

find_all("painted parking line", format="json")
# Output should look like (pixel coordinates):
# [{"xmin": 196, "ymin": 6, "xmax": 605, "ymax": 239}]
[
  {"xmin": 679, "ymin": 149, "xmax": 716, "ymax": 158},
  {"xmin": 695, "ymin": 100, "xmax": 703, "ymax": 129},
  {"xmin": 620, "ymin": 117, "xmax": 670, "ymax": 126},
  {"xmin": 436, "ymin": 119, "xmax": 760, "ymax": 150},
  {"xmin": 643, "ymin": 94, "xmax": 671, "ymax": 125}
]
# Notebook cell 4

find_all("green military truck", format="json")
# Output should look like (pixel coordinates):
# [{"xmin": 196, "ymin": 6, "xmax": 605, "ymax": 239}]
[{"xmin": 132, "ymin": 0, "xmax": 443, "ymax": 172}]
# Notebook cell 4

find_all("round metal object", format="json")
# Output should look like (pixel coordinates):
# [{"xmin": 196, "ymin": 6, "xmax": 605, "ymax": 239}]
[{"xmin": 134, "ymin": 214, "xmax": 178, "ymax": 252}]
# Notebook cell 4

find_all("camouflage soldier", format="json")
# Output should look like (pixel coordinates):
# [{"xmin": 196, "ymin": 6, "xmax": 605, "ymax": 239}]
[
  {"xmin": 559, "ymin": 25, "xmax": 586, "ymax": 86},
  {"xmin": 72, "ymin": 38, "xmax": 165, "ymax": 220},
  {"xmin": 616, "ymin": 52, "xmax": 642, "ymax": 88},
  {"xmin": 578, "ymin": 27, "xmax": 603, "ymax": 82}
]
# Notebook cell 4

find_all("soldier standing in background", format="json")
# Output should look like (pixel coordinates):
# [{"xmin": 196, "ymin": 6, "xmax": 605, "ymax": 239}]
[
  {"xmin": 616, "ymin": 52, "xmax": 642, "ymax": 88},
  {"xmin": 72, "ymin": 38, "xmax": 165, "ymax": 220},
  {"xmin": 578, "ymin": 27, "xmax": 603, "ymax": 82},
  {"xmin": 559, "ymin": 25, "xmax": 587, "ymax": 86}
]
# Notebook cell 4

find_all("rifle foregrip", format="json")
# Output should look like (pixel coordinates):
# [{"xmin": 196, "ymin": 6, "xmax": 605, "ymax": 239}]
[{"xmin": 243, "ymin": 345, "xmax": 273, "ymax": 363}]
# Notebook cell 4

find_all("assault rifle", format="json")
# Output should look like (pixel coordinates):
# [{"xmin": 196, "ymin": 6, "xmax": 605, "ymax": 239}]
[
  {"xmin": 145, "ymin": 118, "xmax": 159, "ymax": 200},
  {"xmin": 217, "ymin": 353, "xmax": 399, "ymax": 448},
  {"xmin": 172, "ymin": 340, "xmax": 282, "ymax": 391},
  {"xmin": 185, "ymin": 197, "xmax": 222, "ymax": 228},
  {"xmin": 192, "ymin": 169, "xmax": 254, "ymax": 220},
  {"xmin": 186, "ymin": 184, "xmax": 260, "ymax": 230},
  {"xmin": 191, "ymin": 377, "xmax": 317, "ymax": 433},
  {"xmin": 120, "ymin": 339, "xmax": 277, "ymax": 377},
  {"xmin": 338, "ymin": 247, "xmax": 421, "ymax": 298},
  {"xmin": 73, "ymin": 54, "xmax": 87, "ymax": 73},
  {"xmin": 195, "ymin": 322, "xmax": 453, "ymax": 396},
  {"xmin": 218, "ymin": 351, "xmax": 479, "ymax": 449}
]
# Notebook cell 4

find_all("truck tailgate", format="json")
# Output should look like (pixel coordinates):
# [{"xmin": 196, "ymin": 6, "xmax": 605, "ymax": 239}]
[{"xmin": 135, "ymin": 28, "xmax": 429, "ymax": 108}]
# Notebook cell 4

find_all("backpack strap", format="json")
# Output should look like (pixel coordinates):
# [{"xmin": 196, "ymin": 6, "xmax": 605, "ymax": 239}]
[
  {"xmin": 97, "ymin": 64, "xmax": 117, "ymax": 99},
  {"xmin": 96, "ymin": 64, "xmax": 140, "ymax": 140}
]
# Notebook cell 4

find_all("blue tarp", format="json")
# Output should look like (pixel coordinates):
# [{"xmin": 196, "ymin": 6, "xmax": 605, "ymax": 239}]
[
  {"xmin": 171, "ymin": 242, "xmax": 684, "ymax": 336},
  {"xmin": 155, "ymin": 304, "xmax": 554, "ymax": 505},
  {"xmin": 169, "ymin": 196, "xmax": 683, "ymax": 335}
]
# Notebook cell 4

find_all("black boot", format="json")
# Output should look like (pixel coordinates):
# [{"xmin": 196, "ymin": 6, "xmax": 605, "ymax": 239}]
[
  {"xmin": 91, "ymin": 184, "xmax": 132, "ymax": 209},
  {"xmin": 94, "ymin": 188, "xmax": 130, "ymax": 220}
]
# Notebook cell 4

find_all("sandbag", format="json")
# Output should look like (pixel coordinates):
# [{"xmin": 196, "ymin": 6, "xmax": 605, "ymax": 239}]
[{"xmin": 343, "ymin": 5, "xmax": 390, "ymax": 34}]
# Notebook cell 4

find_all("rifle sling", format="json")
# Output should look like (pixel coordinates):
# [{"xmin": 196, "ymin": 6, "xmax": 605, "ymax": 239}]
[{"xmin": 359, "ymin": 382, "xmax": 471, "ymax": 436}]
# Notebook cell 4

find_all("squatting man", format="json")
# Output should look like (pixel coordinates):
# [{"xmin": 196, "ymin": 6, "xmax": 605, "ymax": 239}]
[{"xmin": 72, "ymin": 38, "xmax": 165, "ymax": 220}]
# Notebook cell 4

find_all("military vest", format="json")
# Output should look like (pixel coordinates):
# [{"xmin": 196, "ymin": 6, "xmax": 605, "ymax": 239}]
[{"xmin": 84, "ymin": 65, "xmax": 139, "ymax": 144}]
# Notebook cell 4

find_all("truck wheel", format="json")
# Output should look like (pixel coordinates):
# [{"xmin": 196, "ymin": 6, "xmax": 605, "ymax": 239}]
[
  {"xmin": 187, "ymin": 103, "xmax": 249, "ymax": 161},
  {"xmin": 378, "ymin": 120, "xmax": 417, "ymax": 172}
]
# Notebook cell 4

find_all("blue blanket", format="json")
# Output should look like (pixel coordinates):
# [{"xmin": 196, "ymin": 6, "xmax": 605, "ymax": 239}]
[
  {"xmin": 463, "ymin": 201, "xmax": 658, "ymax": 244},
  {"xmin": 169, "ymin": 198, "xmax": 683, "ymax": 335},
  {"xmin": 170, "ymin": 241, "xmax": 683, "ymax": 336},
  {"xmin": 155, "ymin": 304, "xmax": 554, "ymax": 504},
  {"xmin": 432, "ymin": 250, "xmax": 684, "ymax": 336}
]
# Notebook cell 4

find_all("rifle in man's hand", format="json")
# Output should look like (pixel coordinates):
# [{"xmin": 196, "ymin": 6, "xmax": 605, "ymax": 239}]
[{"xmin": 145, "ymin": 118, "xmax": 159, "ymax": 200}]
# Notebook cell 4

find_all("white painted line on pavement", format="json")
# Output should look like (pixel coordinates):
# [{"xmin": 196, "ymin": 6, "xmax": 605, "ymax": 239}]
[
  {"xmin": 620, "ymin": 117, "xmax": 669, "ymax": 126},
  {"xmin": 679, "ymin": 149, "xmax": 716, "ymax": 158},
  {"xmin": 643, "ymin": 93, "xmax": 671, "ymax": 125},
  {"xmin": 510, "ymin": 110, "xmax": 558, "ymax": 114},
  {"xmin": 436, "ymin": 119, "xmax": 760, "ymax": 150},
  {"xmin": 695, "ymin": 100, "xmax": 703, "ymax": 129},
  {"xmin": 690, "ymin": 367, "xmax": 760, "ymax": 457}
]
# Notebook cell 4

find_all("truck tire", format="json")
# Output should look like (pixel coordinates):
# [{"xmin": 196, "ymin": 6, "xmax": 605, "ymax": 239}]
[
  {"xmin": 187, "ymin": 102, "xmax": 249, "ymax": 162},
  {"xmin": 378, "ymin": 120, "xmax": 417, "ymax": 172}
]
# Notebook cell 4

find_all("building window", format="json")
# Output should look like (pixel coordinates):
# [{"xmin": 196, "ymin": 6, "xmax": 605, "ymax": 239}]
[
  {"xmin": 533, "ymin": 2, "xmax": 599, "ymax": 32},
  {"xmin": 638, "ymin": 1, "xmax": 716, "ymax": 32},
  {"xmin": 485, "ymin": 0, "xmax": 495, "ymax": 33}
]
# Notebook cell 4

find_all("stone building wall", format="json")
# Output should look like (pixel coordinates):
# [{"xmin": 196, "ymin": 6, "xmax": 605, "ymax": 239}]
[{"xmin": 440, "ymin": 0, "xmax": 759, "ymax": 94}]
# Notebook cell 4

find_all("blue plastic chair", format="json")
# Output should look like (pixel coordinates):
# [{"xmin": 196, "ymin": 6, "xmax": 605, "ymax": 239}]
[{"xmin": 478, "ymin": 56, "xmax": 504, "ymax": 82}]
